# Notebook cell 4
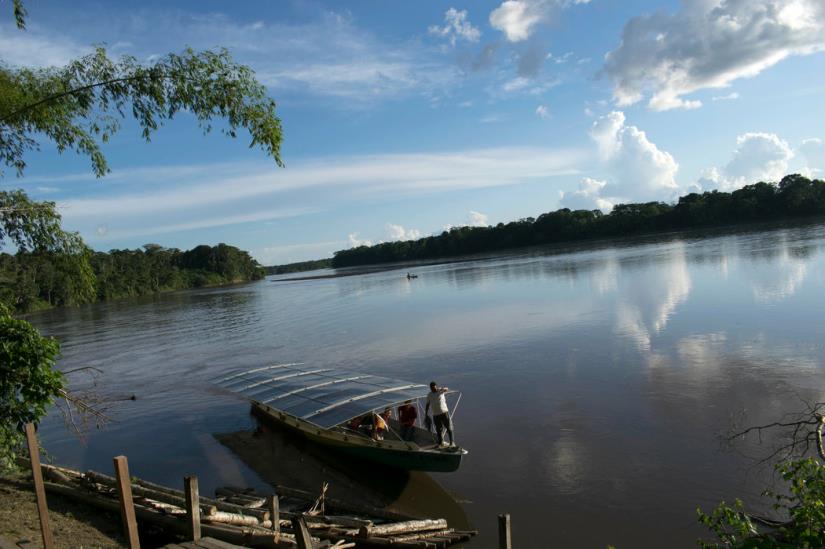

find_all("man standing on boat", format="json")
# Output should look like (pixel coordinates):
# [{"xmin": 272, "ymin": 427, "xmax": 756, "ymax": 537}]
[{"xmin": 425, "ymin": 381, "xmax": 455, "ymax": 448}]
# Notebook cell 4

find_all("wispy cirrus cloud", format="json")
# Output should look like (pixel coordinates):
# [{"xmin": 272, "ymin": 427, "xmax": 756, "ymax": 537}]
[{"xmin": 46, "ymin": 146, "xmax": 588, "ymax": 243}]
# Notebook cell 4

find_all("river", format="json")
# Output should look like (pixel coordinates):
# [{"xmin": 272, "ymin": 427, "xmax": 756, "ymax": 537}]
[{"xmin": 30, "ymin": 222, "xmax": 825, "ymax": 547}]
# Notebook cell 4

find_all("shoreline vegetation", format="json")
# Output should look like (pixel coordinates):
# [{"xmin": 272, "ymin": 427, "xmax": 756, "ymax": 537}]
[
  {"xmin": 1, "ymin": 243, "xmax": 264, "ymax": 313},
  {"xmin": 329, "ymin": 174, "xmax": 825, "ymax": 268}
]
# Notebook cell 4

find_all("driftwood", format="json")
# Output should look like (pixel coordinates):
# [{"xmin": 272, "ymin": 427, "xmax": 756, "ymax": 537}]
[
  {"xmin": 42, "ymin": 481, "xmax": 294, "ymax": 548},
  {"xmin": 391, "ymin": 529, "xmax": 454, "ymax": 542},
  {"xmin": 204, "ymin": 509, "xmax": 263, "ymax": 527},
  {"xmin": 361, "ymin": 519, "xmax": 449, "ymax": 538}
]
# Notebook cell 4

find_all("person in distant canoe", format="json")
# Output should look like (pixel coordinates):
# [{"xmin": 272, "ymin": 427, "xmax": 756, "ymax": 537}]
[
  {"xmin": 398, "ymin": 400, "xmax": 418, "ymax": 441},
  {"xmin": 425, "ymin": 381, "xmax": 455, "ymax": 447}
]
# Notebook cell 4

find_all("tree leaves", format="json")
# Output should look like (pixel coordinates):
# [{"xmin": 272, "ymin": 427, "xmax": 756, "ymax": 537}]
[{"xmin": 0, "ymin": 47, "xmax": 283, "ymax": 177}]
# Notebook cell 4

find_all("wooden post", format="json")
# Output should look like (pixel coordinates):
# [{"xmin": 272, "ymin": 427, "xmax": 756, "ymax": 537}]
[
  {"xmin": 113, "ymin": 456, "xmax": 140, "ymax": 549},
  {"xmin": 267, "ymin": 494, "xmax": 280, "ymax": 534},
  {"xmin": 184, "ymin": 476, "xmax": 201, "ymax": 541},
  {"xmin": 291, "ymin": 516, "xmax": 313, "ymax": 549},
  {"xmin": 498, "ymin": 513, "xmax": 512, "ymax": 549},
  {"xmin": 24, "ymin": 424, "xmax": 54, "ymax": 549}
]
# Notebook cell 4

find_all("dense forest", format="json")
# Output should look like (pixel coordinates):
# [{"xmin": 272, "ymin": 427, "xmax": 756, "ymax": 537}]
[
  {"xmin": 264, "ymin": 258, "xmax": 332, "ymax": 275},
  {"xmin": 333, "ymin": 174, "xmax": 825, "ymax": 267},
  {"xmin": 0, "ymin": 243, "xmax": 264, "ymax": 312}
]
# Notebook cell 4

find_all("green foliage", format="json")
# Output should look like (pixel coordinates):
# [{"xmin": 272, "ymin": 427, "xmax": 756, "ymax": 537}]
[
  {"xmin": 0, "ymin": 46, "xmax": 283, "ymax": 177},
  {"xmin": 697, "ymin": 458, "xmax": 825, "ymax": 548},
  {"xmin": 1, "ymin": 242, "xmax": 264, "ymax": 311},
  {"xmin": 265, "ymin": 258, "xmax": 333, "ymax": 275},
  {"xmin": 332, "ymin": 175, "xmax": 825, "ymax": 268},
  {"xmin": 0, "ymin": 309, "xmax": 63, "ymax": 472}
]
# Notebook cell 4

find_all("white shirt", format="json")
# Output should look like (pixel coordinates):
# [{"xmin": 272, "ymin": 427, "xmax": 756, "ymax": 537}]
[{"xmin": 426, "ymin": 391, "xmax": 449, "ymax": 416}]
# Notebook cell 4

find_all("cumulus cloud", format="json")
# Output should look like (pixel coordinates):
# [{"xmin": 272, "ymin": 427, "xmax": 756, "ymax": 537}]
[
  {"xmin": 468, "ymin": 211, "xmax": 489, "ymax": 226},
  {"xmin": 385, "ymin": 223, "xmax": 422, "ymax": 241},
  {"xmin": 588, "ymin": 111, "xmax": 680, "ymax": 201},
  {"xmin": 0, "ymin": 23, "xmax": 90, "ymax": 67},
  {"xmin": 535, "ymin": 105, "xmax": 550, "ymax": 119},
  {"xmin": 489, "ymin": 0, "xmax": 589, "ymax": 42},
  {"xmin": 603, "ymin": 0, "xmax": 825, "ymax": 111},
  {"xmin": 348, "ymin": 233, "xmax": 372, "ymax": 248},
  {"xmin": 559, "ymin": 178, "xmax": 614, "ymax": 212},
  {"xmin": 428, "ymin": 8, "xmax": 481, "ymax": 46},
  {"xmin": 799, "ymin": 138, "xmax": 825, "ymax": 175},
  {"xmin": 698, "ymin": 132, "xmax": 794, "ymax": 191}
]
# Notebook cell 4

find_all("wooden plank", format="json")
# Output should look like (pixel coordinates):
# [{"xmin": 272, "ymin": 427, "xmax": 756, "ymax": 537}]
[
  {"xmin": 267, "ymin": 495, "xmax": 280, "ymax": 534},
  {"xmin": 113, "ymin": 456, "xmax": 141, "ymax": 549},
  {"xmin": 184, "ymin": 476, "xmax": 201, "ymax": 541},
  {"xmin": 24, "ymin": 423, "xmax": 54, "ymax": 549},
  {"xmin": 291, "ymin": 516, "xmax": 313, "ymax": 549},
  {"xmin": 498, "ymin": 513, "xmax": 512, "ymax": 549}
]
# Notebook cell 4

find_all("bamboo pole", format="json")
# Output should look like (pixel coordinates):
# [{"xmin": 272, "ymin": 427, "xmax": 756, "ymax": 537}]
[
  {"xmin": 203, "ymin": 509, "xmax": 263, "ymax": 527},
  {"xmin": 24, "ymin": 424, "xmax": 54, "ymax": 549},
  {"xmin": 268, "ymin": 495, "xmax": 280, "ymax": 534},
  {"xmin": 498, "ymin": 514, "xmax": 512, "ymax": 549},
  {"xmin": 184, "ymin": 476, "xmax": 201, "ymax": 541},
  {"xmin": 113, "ymin": 456, "xmax": 141, "ymax": 549}
]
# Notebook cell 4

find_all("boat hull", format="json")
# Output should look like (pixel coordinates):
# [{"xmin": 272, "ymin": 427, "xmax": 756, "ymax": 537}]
[{"xmin": 251, "ymin": 402, "xmax": 465, "ymax": 473}]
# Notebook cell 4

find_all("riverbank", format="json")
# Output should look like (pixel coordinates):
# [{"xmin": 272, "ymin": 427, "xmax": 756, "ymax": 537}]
[{"xmin": 0, "ymin": 472, "xmax": 124, "ymax": 548}]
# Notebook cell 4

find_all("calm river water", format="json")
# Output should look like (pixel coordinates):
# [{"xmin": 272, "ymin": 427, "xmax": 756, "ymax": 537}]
[{"xmin": 30, "ymin": 223, "xmax": 825, "ymax": 548}]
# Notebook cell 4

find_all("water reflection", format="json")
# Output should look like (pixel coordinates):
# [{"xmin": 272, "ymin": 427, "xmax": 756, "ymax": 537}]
[{"xmin": 27, "ymin": 222, "xmax": 825, "ymax": 548}]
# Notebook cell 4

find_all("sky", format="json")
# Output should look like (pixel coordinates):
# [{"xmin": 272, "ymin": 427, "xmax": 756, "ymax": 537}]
[{"xmin": 2, "ymin": 0, "xmax": 825, "ymax": 265}]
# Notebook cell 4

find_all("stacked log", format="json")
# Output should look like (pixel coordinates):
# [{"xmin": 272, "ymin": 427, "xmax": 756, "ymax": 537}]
[{"xmin": 30, "ymin": 462, "xmax": 476, "ymax": 548}]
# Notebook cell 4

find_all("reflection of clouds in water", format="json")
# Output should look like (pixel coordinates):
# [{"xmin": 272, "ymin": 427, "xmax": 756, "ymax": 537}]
[
  {"xmin": 357, "ymin": 299, "xmax": 597, "ymax": 359},
  {"xmin": 614, "ymin": 242, "xmax": 691, "ymax": 352},
  {"xmin": 542, "ymin": 435, "xmax": 586, "ymax": 495},
  {"xmin": 749, "ymin": 254, "xmax": 807, "ymax": 304},
  {"xmin": 589, "ymin": 254, "xmax": 619, "ymax": 296},
  {"xmin": 677, "ymin": 332, "xmax": 727, "ymax": 368}
]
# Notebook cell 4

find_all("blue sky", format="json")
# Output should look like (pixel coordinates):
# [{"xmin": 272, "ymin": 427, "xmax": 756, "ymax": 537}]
[{"xmin": 3, "ymin": 0, "xmax": 825, "ymax": 264}]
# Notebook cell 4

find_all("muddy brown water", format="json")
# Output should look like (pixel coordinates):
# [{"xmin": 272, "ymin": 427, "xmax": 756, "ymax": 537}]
[{"xmin": 30, "ymin": 223, "xmax": 825, "ymax": 547}]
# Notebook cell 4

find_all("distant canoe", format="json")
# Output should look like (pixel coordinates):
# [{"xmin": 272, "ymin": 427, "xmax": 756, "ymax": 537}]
[{"xmin": 216, "ymin": 363, "xmax": 467, "ymax": 473}]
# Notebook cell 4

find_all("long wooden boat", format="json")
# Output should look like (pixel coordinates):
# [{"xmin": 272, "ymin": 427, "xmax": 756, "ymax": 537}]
[{"xmin": 216, "ymin": 363, "xmax": 467, "ymax": 472}]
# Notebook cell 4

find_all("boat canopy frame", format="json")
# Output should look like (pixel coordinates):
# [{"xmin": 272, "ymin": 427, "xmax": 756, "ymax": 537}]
[{"xmin": 216, "ymin": 363, "xmax": 457, "ymax": 430}]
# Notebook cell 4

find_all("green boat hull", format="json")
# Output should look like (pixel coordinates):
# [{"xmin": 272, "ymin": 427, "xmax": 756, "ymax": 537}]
[{"xmin": 252, "ymin": 402, "xmax": 466, "ymax": 473}]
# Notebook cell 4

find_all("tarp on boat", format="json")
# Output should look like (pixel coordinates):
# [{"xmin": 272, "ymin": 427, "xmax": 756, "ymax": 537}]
[{"xmin": 215, "ymin": 363, "xmax": 434, "ymax": 429}]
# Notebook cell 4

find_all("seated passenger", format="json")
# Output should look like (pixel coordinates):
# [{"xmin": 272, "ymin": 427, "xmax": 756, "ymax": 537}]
[{"xmin": 398, "ymin": 400, "xmax": 418, "ymax": 441}]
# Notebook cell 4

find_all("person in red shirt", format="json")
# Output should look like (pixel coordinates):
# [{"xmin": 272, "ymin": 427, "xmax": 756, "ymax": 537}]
[{"xmin": 398, "ymin": 400, "xmax": 418, "ymax": 441}]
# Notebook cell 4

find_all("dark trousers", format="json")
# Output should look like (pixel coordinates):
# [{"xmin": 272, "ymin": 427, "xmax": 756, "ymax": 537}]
[
  {"xmin": 433, "ymin": 413, "xmax": 454, "ymax": 445},
  {"xmin": 400, "ymin": 424, "xmax": 415, "ymax": 441}
]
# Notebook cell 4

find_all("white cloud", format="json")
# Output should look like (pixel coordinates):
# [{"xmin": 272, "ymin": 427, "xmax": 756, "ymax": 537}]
[
  {"xmin": 799, "ymin": 138, "xmax": 825, "ymax": 175},
  {"xmin": 712, "ymin": 92, "xmax": 740, "ymax": 102},
  {"xmin": 588, "ymin": 111, "xmax": 679, "ymax": 202},
  {"xmin": 52, "ymin": 146, "xmax": 587, "ymax": 242},
  {"xmin": 490, "ymin": 0, "xmax": 589, "ymax": 42},
  {"xmin": 603, "ymin": 0, "xmax": 825, "ymax": 111},
  {"xmin": 468, "ymin": 211, "xmax": 489, "ymax": 227},
  {"xmin": 428, "ymin": 8, "xmax": 481, "ymax": 46},
  {"xmin": 0, "ymin": 23, "xmax": 90, "ymax": 67},
  {"xmin": 385, "ymin": 223, "xmax": 422, "ymax": 241},
  {"xmin": 535, "ymin": 105, "xmax": 550, "ymax": 119},
  {"xmin": 490, "ymin": 1, "xmax": 545, "ymax": 42},
  {"xmin": 503, "ymin": 77, "xmax": 531, "ymax": 92},
  {"xmin": 348, "ymin": 233, "xmax": 372, "ymax": 248},
  {"xmin": 559, "ymin": 177, "xmax": 614, "ymax": 212},
  {"xmin": 699, "ymin": 132, "xmax": 794, "ymax": 191}
]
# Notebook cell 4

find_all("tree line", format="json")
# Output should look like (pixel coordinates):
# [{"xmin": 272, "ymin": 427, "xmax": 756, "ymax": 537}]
[
  {"xmin": 333, "ymin": 174, "xmax": 825, "ymax": 268},
  {"xmin": 0, "ymin": 242, "xmax": 265, "ymax": 313},
  {"xmin": 264, "ymin": 258, "xmax": 332, "ymax": 275}
]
